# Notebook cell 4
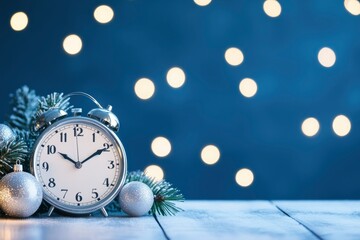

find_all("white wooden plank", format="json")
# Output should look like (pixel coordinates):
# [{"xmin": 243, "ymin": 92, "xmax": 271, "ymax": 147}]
[
  {"xmin": 157, "ymin": 200, "xmax": 316, "ymax": 240},
  {"xmin": 0, "ymin": 215, "xmax": 165, "ymax": 240},
  {"xmin": 275, "ymin": 200, "xmax": 360, "ymax": 240}
]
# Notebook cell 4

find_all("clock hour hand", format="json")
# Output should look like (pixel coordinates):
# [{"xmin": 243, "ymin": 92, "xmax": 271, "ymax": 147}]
[
  {"xmin": 80, "ymin": 148, "xmax": 107, "ymax": 165},
  {"xmin": 58, "ymin": 152, "xmax": 77, "ymax": 165}
]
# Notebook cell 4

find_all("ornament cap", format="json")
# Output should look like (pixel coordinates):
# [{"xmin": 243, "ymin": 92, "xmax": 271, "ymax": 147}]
[
  {"xmin": 34, "ymin": 108, "xmax": 68, "ymax": 132},
  {"xmin": 87, "ymin": 106, "xmax": 120, "ymax": 132},
  {"xmin": 14, "ymin": 161, "xmax": 23, "ymax": 172}
]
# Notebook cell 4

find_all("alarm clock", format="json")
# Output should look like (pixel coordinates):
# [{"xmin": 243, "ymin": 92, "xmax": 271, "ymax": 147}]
[{"xmin": 30, "ymin": 92, "xmax": 127, "ymax": 217}]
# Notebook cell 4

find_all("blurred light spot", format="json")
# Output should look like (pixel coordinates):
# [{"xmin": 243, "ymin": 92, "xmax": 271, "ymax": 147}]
[
  {"xmin": 194, "ymin": 0, "xmax": 212, "ymax": 6},
  {"xmin": 63, "ymin": 34, "xmax": 82, "ymax": 55},
  {"xmin": 145, "ymin": 165, "xmax": 164, "ymax": 181},
  {"xmin": 239, "ymin": 78, "xmax": 257, "ymax": 98},
  {"xmin": 94, "ymin": 5, "xmax": 114, "ymax": 24},
  {"xmin": 318, "ymin": 47, "xmax": 336, "ymax": 68},
  {"xmin": 263, "ymin": 0, "xmax": 282, "ymax": 18},
  {"xmin": 235, "ymin": 168, "xmax": 254, "ymax": 187},
  {"xmin": 332, "ymin": 115, "xmax": 351, "ymax": 137},
  {"xmin": 151, "ymin": 136, "xmax": 171, "ymax": 157},
  {"xmin": 201, "ymin": 145, "xmax": 220, "ymax": 165},
  {"xmin": 344, "ymin": 0, "xmax": 360, "ymax": 15},
  {"xmin": 134, "ymin": 78, "xmax": 155, "ymax": 100},
  {"xmin": 225, "ymin": 47, "xmax": 244, "ymax": 66},
  {"xmin": 10, "ymin": 12, "xmax": 28, "ymax": 31},
  {"xmin": 167, "ymin": 67, "xmax": 186, "ymax": 88},
  {"xmin": 301, "ymin": 117, "xmax": 320, "ymax": 137}
]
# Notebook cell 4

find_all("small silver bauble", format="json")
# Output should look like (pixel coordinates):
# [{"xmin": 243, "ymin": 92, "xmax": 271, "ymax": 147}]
[
  {"xmin": 119, "ymin": 181, "xmax": 154, "ymax": 217},
  {"xmin": 0, "ymin": 124, "xmax": 15, "ymax": 148},
  {"xmin": 0, "ymin": 163, "xmax": 43, "ymax": 218}
]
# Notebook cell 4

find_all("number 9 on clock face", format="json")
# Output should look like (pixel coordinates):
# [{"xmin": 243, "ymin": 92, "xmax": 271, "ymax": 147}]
[{"xmin": 31, "ymin": 117, "xmax": 127, "ymax": 215}]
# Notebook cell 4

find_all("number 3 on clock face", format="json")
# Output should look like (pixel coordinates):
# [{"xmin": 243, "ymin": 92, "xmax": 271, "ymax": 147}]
[{"xmin": 31, "ymin": 117, "xmax": 127, "ymax": 215}]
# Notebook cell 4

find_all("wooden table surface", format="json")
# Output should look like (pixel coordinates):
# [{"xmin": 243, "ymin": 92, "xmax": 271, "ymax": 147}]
[{"xmin": 0, "ymin": 200, "xmax": 359, "ymax": 240}]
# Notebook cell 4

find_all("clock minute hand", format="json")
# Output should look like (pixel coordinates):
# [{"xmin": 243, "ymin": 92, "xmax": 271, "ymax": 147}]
[
  {"xmin": 58, "ymin": 152, "xmax": 77, "ymax": 165},
  {"xmin": 80, "ymin": 148, "xmax": 107, "ymax": 165}
]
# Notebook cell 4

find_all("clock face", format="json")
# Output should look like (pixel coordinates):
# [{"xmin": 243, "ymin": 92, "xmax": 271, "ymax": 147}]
[{"xmin": 31, "ymin": 117, "xmax": 126, "ymax": 214}]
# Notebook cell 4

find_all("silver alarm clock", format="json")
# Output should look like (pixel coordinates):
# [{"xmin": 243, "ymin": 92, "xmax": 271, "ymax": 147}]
[{"xmin": 30, "ymin": 92, "xmax": 127, "ymax": 217}]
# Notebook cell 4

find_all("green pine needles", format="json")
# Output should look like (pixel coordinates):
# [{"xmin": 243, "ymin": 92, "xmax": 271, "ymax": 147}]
[
  {"xmin": 0, "ymin": 138, "xmax": 28, "ymax": 178},
  {"xmin": 7, "ymin": 85, "xmax": 38, "ymax": 131},
  {"xmin": 36, "ymin": 92, "xmax": 73, "ymax": 117},
  {"xmin": 126, "ymin": 171, "xmax": 184, "ymax": 216}
]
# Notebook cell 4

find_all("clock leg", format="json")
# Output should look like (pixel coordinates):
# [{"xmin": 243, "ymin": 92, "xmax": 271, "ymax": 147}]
[
  {"xmin": 48, "ymin": 206, "xmax": 55, "ymax": 217},
  {"xmin": 100, "ymin": 207, "xmax": 108, "ymax": 217}
]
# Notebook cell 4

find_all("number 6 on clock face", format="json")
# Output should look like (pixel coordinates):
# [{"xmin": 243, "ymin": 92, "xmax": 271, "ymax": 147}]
[{"xmin": 31, "ymin": 117, "xmax": 127, "ymax": 215}]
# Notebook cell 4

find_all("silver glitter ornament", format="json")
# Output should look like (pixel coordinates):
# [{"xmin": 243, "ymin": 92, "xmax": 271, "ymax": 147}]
[
  {"xmin": 0, "ymin": 162, "xmax": 43, "ymax": 218},
  {"xmin": 119, "ymin": 181, "xmax": 154, "ymax": 217},
  {"xmin": 0, "ymin": 124, "xmax": 15, "ymax": 148}
]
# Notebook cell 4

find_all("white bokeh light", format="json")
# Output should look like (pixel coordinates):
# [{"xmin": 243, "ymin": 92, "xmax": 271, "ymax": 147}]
[
  {"xmin": 225, "ymin": 48, "xmax": 244, "ymax": 66},
  {"xmin": 194, "ymin": 0, "xmax": 212, "ymax": 7},
  {"xmin": 151, "ymin": 136, "xmax": 172, "ymax": 157},
  {"xmin": 63, "ymin": 34, "xmax": 82, "ymax": 55},
  {"xmin": 239, "ymin": 78, "xmax": 258, "ymax": 98},
  {"xmin": 301, "ymin": 117, "xmax": 320, "ymax": 137},
  {"xmin": 235, "ymin": 168, "xmax": 254, "ymax": 187},
  {"xmin": 10, "ymin": 12, "xmax": 28, "ymax": 31},
  {"xmin": 145, "ymin": 165, "xmax": 164, "ymax": 182},
  {"xmin": 166, "ymin": 67, "xmax": 186, "ymax": 88},
  {"xmin": 344, "ymin": 0, "xmax": 360, "ymax": 15},
  {"xmin": 134, "ymin": 78, "xmax": 155, "ymax": 100},
  {"xmin": 201, "ymin": 145, "xmax": 220, "ymax": 165},
  {"xmin": 318, "ymin": 47, "xmax": 336, "ymax": 68},
  {"xmin": 332, "ymin": 115, "xmax": 351, "ymax": 137},
  {"xmin": 94, "ymin": 5, "xmax": 114, "ymax": 24},
  {"xmin": 263, "ymin": 0, "xmax": 282, "ymax": 18}
]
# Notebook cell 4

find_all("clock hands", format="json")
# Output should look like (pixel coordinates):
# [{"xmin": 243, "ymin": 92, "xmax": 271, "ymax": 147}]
[
  {"xmin": 80, "ymin": 147, "xmax": 108, "ymax": 165},
  {"xmin": 75, "ymin": 130, "xmax": 81, "ymax": 168},
  {"xmin": 59, "ymin": 147, "xmax": 107, "ymax": 168},
  {"xmin": 58, "ymin": 152, "xmax": 77, "ymax": 165}
]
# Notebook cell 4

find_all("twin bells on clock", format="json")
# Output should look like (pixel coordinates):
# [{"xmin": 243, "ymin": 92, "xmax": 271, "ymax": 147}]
[{"xmin": 34, "ymin": 92, "xmax": 120, "ymax": 133}]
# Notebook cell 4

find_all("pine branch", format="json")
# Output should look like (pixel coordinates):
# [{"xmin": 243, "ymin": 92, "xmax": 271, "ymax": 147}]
[
  {"xmin": 0, "ymin": 138, "xmax": 28, "ymax": 178},
  {"xmin": 7, "ymin": 86, "xmax": 38, "ymax": 131},
  {"xmin": 126, "ymin": 171, "xmax": 184, "ymax": 216},
  {"xmin": 36, "ymin": 92, "xmax": 73, "ymax": 117},
  {"xmin": 12, "ymin": 128, "xmax": 37, "ymax": 151}
]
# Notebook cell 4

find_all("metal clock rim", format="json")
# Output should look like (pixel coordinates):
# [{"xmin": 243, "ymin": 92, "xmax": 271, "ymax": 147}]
[{"xmin": 30, "ymin": 116, "xmax": 127, "ymax": 215}]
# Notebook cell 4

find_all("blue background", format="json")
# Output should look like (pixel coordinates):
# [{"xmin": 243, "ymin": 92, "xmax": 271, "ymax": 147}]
[{"xmin": 0, "ymin": 0, "xmax": 360, "ymax": 199}]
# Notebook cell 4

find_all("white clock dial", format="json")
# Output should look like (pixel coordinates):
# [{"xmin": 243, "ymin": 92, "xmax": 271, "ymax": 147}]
[{"xmin": 32, "ymin": 117, "xmax": 126, "ymax": 213}]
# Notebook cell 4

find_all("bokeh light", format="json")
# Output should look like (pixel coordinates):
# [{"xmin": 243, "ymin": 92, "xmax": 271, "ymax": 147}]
[
  {"xmin": 301, "ymin": 117, "xmax": 320, "ymax": 137},
  {"xmin": 225, "ymin": 47, "xmax": 244, "ymax": 66},
  {"xmin": 263, "ymin": 0, "xmax": 282, "ymax": 18},
  {"xmin": 151, "ymin": 136, "xmax": 172, "ymax": 157},
  {"xmin": 332, "ymin": 115, "xmax": 351, "ymax": 137},
  {"xmin": 94, "ymin": 5, "xmax": 114, "ymax": 24},
  {"xmin": 318, "ymin": 47, "xmax": 336, "ymax": 68},
  {"xmin": 201, "ymin": 145, "xmax": 220, "ymax": 165},
  {"xmin": 145, "ymin": 165, "xmax": 164, "ymax": 181},
  {"xmin": 194, "ymin": 0, "xmax": 212, "ymax": 7},
  {"xmin": 344, "ymin": 0, "xmax": 360, "ymax": 15},
  {"xmin": 10, "ymin": 12, "xmax": 28, "ymax": 31},
  {"xmin": 63, "ymin": 34, "xmax": 82, "ymax": 55},
  {"xmin": 239, "ymin": 78, "xmax": 258, "ymax": 98},
  {"xmin": 134, "ymin": 78, "xmax": 155, "ymax": 100},
  {"xmin": 166, "ymin": 67, "xmax": 186, "ymax": 88},
  {"xmin": 235, "ymin": 168, "xmax": 254, "ymax": 187}
]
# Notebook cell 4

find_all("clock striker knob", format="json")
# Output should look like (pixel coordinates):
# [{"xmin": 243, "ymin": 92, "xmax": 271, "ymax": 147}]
[{"xmin": 87, "ymin": 105, "xmax": 120, "ymax": 132}]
